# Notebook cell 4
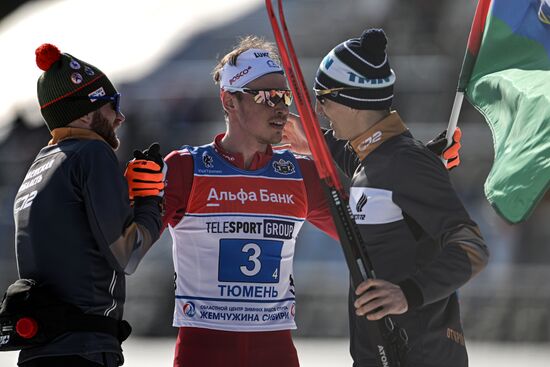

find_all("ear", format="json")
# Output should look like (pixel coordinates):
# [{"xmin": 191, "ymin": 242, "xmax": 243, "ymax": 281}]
[
  {"xmin": 79, "ymin": 110, "xmax": 95, "ymax": 126},
  {"xmin": 68, "ymin": 110, "xmax": 94, "ymax": 129},
  {"xmin": 221, "ymin": 90, "xmax": 237, "ymax": 113}
]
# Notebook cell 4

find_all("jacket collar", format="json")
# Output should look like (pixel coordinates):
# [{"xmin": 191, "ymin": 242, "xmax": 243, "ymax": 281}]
[
  {"xmin": 349, "ymin": 111, "xmax": 407, "ymax": 160},
  {"xmin": 213, "ymin": 133, "xmax": 273, "ymax": 170},
  {"xmin": 49, "ymin": 127, "xmax": 106, "ymax": 146}
]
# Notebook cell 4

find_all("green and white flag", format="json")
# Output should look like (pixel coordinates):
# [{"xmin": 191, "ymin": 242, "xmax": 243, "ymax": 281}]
[{"xmin": 459, "ymin": 0, "xmax": 550, "ymax": 223}]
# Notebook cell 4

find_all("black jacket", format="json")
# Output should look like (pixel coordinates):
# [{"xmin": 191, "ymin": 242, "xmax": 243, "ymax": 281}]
[
  {"xmin": 14, "ymin": 129, "xmax": 162, "ymax": 365},
  {"xmin": 325, "ymin": 113, "xmax": 489, "ymax": 367}
]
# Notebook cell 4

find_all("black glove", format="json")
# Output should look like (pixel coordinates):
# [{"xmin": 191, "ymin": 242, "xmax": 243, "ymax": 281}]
[{"xmin": 133, "ymin": 142, "xmax": 164, "ymax": 170}]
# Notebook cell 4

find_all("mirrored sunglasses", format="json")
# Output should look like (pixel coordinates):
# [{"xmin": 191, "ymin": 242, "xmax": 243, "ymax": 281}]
[{"xmin": 225, "ymin": 87, "xmax": 293, "ymax": 108}]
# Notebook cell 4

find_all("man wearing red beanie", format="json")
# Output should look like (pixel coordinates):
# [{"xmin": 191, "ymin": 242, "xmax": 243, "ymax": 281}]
[{"xmin": 10, "ymin": 44, "xmax": 166, "ymax": 367}]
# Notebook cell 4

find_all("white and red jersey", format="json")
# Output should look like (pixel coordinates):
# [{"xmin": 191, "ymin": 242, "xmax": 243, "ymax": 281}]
[
  {"xmin": 169, "ymin": 143, "xmax": 310, "ymax": 331},
  {"xmin": 163, "ymin": 134, "xmax": 337, "ymax": 333}
]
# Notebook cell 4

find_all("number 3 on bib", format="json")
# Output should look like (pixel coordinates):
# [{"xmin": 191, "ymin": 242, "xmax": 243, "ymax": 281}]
[{"xmin": 218, "ymin": 239, "xmax": 283, "ymax": 283}]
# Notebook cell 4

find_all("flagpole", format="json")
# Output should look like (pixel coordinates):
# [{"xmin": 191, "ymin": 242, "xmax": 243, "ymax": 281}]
[
  {"xmin": 446, "ymin": 91, "xmax": 464, "ymax": 145},
  {"xmin": 445, "ymin": 0, "xmax": 493, "ymax": 150}
]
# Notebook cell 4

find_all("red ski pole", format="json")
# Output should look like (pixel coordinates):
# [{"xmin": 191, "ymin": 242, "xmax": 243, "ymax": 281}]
[{"xmin": 265, "ymin": 1, "xmax": 409, "ymax": 366}]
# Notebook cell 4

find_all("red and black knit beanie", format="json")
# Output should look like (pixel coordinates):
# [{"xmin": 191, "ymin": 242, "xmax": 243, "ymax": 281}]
[{"xmin": 35, "ymin": 43, "xmax": 118, "ymax": 131}]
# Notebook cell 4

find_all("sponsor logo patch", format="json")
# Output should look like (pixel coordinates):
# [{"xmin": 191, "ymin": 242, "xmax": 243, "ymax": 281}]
[
  {"xmin": 357, "ymin": 131, "xmax": 382, "ymax": 151},
  {"xmin": 263, "ymin": 219, "xmax": 294, "ymax": 240},
  {"xmin": 266, "ymin": 60, "xmax": 279, "ymax": 68},
  {"xmin": 183, "ymin": 302, "xmax": 196, "ymax": 317},
  {"xmin": 229, "ymin": 65, "xmax": 252, "ymax": 85},
  {"xmin": 273, "ymin": 159, "xmax": 295, "ymax": 175},
  {"xmin": 88, "ymin": 87, "xmax": 106, "ymax": 102},
  {"xmin": 356, "ymin": 193, "xmax": 368, "ymax": 213},
  {"xmin": 202, "ymin": 152, "xmax": 214, "ymax": 168}
]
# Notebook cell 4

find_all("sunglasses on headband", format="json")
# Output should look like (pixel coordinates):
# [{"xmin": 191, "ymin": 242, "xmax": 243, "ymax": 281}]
[{"xmin": 225, "ymin": 87, "xmax": 293, "ymax": 108}]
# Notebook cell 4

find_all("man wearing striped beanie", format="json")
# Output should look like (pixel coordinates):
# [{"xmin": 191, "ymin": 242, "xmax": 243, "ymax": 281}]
[
  {"xmin": 314, "ymin": 28, "xmax": 395, "ymax": 111},
  {"xmin": 313, "ymin": 29, "xmax": 489, "ymax": 367}
]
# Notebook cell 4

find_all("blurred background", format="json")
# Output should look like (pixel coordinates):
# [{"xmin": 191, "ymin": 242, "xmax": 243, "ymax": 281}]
[{"xmin": 1, "ymin": 0, "xmax": 550, "ymax": 362}]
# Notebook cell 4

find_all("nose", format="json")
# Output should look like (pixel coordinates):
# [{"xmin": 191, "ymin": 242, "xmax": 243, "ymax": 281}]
[
  {"xmin": 115, "ymin": 111, "xmax": 125, "ymax": 127},
  {"xmin": 274, "ymin": 102, "xmax": 289, "ymax": 117}
]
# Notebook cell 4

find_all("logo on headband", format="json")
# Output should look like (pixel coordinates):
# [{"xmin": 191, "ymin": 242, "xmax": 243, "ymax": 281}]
[
  {"xmin": 266, "ymin": 60, "xmax": 279, "ymax": 69},
  {"xmin": 229, "ymin": 65, "xmax": 252, "ymax": 85},
  {"xmin": 254, "ymin": 52, "xmax": 269, "ymax": 58}
]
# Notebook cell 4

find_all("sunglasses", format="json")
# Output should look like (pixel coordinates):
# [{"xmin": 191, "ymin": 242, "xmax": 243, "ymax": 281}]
[
  {"xmin": 73, "ymin": 93, "xmax": 121, "ymax": 113},
  {"xmin": 91, "ymin": 93, "xmax": 121, "ymax": 113},
  {"xmin": 313, "ymin": 87, "xmax": 362, "ymax": 105},
  {"xmin": 225, "ymin": 87, "xmax": 293, "ymax": 108}
]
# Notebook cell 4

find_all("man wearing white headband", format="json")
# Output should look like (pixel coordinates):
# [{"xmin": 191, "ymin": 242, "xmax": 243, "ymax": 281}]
[
  {"xmin": 159, "ymin": 36, "xmax": 338, "ymax": 367},
  {"xmin": 219, "ymin": 47, "xmax": 285, "ymax": 89}
]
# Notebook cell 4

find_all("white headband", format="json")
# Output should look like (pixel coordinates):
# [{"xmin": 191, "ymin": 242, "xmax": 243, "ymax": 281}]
[{"xmin": 220, "ymin": 48, "xmax": 284, "ymax": 89}]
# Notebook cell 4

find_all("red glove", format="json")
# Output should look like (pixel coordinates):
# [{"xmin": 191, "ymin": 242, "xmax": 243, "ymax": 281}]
[
  {"xmin": 426, "ymin": 128, "xmax": 462, "ymax": 170},
  {"xmin": 443, "ymin": 128, "xmax": 461, "ymax": 170},
  {"xmin": 124, "ymin": 143, "xmax": 166, "ymax": 200}
]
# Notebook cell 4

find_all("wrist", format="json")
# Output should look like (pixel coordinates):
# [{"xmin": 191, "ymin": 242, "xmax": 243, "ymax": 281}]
[
  {"xmin": 134, "ymin": 196, "xmax": 165, "ymax": 216},
  {"xmin": 398, "ymin": 278, "xmax": 424, "ymax": 310}
]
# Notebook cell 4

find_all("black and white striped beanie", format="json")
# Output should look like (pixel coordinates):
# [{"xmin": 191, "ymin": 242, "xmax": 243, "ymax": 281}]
[{"xmin": 315, "ymin": 28, "xmax": 395, "ymax": 110}]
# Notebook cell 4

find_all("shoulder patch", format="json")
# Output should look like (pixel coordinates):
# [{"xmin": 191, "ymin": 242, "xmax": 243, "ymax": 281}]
[
  {"xmin": 202, "ymin": 151, "xmax": 214, "ymax": 168},
  {"xmin": 272, "ymin": 159, "xmax": 296, "ymax": 175}
]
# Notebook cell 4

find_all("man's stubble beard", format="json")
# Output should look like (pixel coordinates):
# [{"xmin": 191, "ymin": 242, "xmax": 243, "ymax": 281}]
[{"xmin": 91, "ymin": 110, "xmax": 119, "ymax": 150}]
